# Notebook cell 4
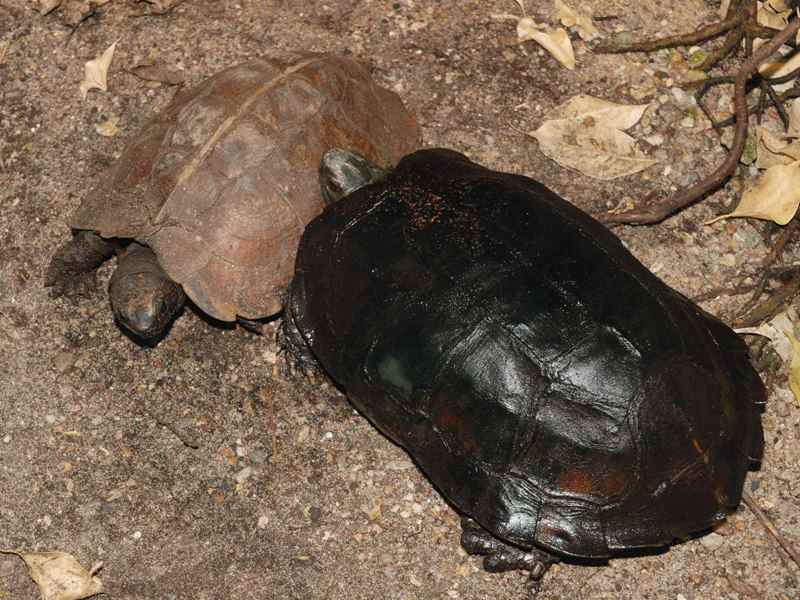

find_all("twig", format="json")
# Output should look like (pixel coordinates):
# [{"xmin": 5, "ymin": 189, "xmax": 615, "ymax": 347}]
[
  {"xmin": 699, "ymin": 26, "xmax": 744, "ymax": 71},
  {"xmin": 596, "ymin": 17, "xmax": 800, "ymax": 225},
  {"xmin": 595, "ymin": 12, "xmax": 744, "ymax": 53},
  {"xmin": 735, "ymin": 268, "xmax": 800, "ymax": 327},
  {"xmin": 742, "ymin": 491, "xmax": 800, "ymax": 570},
  {"xmin": 692, "ymin": 280, "xmax": 759, "ymax": 303}
]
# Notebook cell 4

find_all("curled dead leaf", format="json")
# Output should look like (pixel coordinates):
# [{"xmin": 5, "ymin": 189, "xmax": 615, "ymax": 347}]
[
  {"xmin": 0, "ymin": 550, "xmax": 103, "ymax": 600},
  {"xmin": 555, "ymin": 0, "xmax": 600, "ymax": 41},
  {"xmin": 79, "ymin": 40, "xmax": 117, "ymax": 100},
  {"xmin": 736, "ymin": 309, "xmax": 797, "ymax": 362},
  {"xmin": 517, "ymin": 17, "xmax": 575, "ymax": 69},
  {"xmin": 756, "ymin": 126, "xmax": 800, "ymax": 169},
  {"xmin": 706, "ymin": 160, "xmax": 800, "ymax": 225}
]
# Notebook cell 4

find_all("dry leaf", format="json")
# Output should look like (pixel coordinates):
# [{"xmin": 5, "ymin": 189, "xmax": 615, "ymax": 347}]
[
  {"xmin": 706, "ymin": 160, "xmax": 800, "ymax": 224},
  {"xmin": 787, "ymin": 331, "xmax": 800, "ymax": 405},
  {"xmin": 517, "ymin": 17, "xmax": 575, "ymax": 69},
  {"xmin": 0, "ymin": 551, "xmax": 103, "ymax": 600},
  {"xmin": 555, "ymin": 0, "xmax": 600, "ymax": 41},
  {"xmin": 736, "ymin": 309, "xmax": 797, "ymax": 363},
  {"xmin": 756, "ymin": 126, "xmax": 800, "ymax": 168},
  {"xmin": 757, "ymin": 1, "xmax": 790, "ymax": 29},
  {"xmin": 759, "ymin": 48, "xmax": 800, "ymax": 79},
  {"xmin": 738, "ymin": 308, "xmax": 800, "ymax": 405},
  {"xmin": 766, "ymin": 0, "xmax": 792, "ymax": 12},
  {"xmin": 788, "ymin": 98, "xmax": 800, "ymax": 138},
  {"xmin": 129, "ymin": 63, "xmax": 185, "ymax": 85},
  {"xmin": 531, "ymin": 96, "xmax": 656, "ymax": 180},
  {"xmin": 79, "ymin": 41, "xmax": 117, "ymax": 100},
  {"xmin": 544, "ymin": 95, "xmax": 650, "ymax": 129},
  {"xmin": 95, "ymin": 117, "xmax": 120, "ymax": 137},
  {"xmin": 720, "ymin": 0, "xmax": 732, "ymax": 18}
]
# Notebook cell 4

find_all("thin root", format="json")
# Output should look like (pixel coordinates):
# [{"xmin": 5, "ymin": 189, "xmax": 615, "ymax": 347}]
[
  {"xmin": 742, "ymin": 491, "xmax": 800, "ymax": 570},
  {"xmin": 595, "ymin": 16, "xmax": 800, "ymax": 225}
]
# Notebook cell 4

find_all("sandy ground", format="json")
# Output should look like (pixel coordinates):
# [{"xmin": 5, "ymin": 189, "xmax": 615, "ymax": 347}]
[{"xmin": 1, "ymin": 1, "xmax": 798, "ymax": 599}]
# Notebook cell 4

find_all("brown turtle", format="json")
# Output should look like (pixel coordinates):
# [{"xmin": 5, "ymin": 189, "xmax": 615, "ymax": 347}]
[{"xmin": 45, "ymin": 50, "xmax": 419, "ymax": 342}]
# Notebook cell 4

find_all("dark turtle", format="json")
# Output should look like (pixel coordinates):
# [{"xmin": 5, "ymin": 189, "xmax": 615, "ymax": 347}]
[
  {"xmin": 45, "ymin": 50, "xmax": 419, "ymax": 343},
  {"xmin": 285, "ymin": 148, "xmax": 765, "ymax": 594}
]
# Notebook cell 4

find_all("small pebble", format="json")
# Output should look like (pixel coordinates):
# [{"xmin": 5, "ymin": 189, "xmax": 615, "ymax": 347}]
[
  {"xmin": 699, "ymin": 532, "xmax": 725, "ymax": 550},
  {"xmin": 234, "ymin": 466, "xmax": 253, "ymax": 484}
]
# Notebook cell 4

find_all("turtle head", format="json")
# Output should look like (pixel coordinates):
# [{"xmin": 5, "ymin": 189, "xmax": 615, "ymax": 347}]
[
  {"xmin": 319, "ymin": 149, "xmax": 387, "ymax": 205},
  {"xmin": 109, "ymin": 244, "xmax": 186, "ymax": 344}
]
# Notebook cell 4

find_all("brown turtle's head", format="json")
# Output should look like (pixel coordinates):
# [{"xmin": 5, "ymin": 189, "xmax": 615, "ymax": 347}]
[{"xmin": 108, "ymin": 244, "xmax": 185, "ymax": 344}]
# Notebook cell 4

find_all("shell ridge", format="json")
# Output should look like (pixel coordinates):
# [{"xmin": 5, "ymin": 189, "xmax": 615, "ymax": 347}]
[{"xmin": 157, "ymin": 55, "xmax": 328, "ymax": 223}]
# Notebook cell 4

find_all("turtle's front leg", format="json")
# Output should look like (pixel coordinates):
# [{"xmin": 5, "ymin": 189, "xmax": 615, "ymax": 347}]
[
  {"xmin": 109, "ymin": 243, "xmax": 185, "ymax": 344},
  {"xmin": 45, "ymin": 230, "xmax": 116, "ymax": 297},
  {"xmin": 460, "ymin": 517, "xmax": 559, "ymax": 598}
]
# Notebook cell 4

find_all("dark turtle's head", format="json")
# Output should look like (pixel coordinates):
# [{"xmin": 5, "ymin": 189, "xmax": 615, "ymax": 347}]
[
  {"xmin": 319, "ymin": 149, "xmax": 387, "ymax": 205},
  {"xmin": 108, "ymin": 245, "xmax": 186, "ymax": 344}
]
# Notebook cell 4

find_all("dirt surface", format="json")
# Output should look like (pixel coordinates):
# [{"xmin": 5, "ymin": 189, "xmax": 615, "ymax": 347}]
[{"xmin": 1, "ymin": 1, "xmax": 799, "ymax": 599}]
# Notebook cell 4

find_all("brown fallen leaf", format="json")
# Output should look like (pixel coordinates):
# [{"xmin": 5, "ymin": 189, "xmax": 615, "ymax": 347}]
[
  {"xmin": 757, "ymin": 0, "xmax": 790, "ymax": 30},
  {"xmin": 0, "ymin": 550, "xmax": 103, "ymax": 600},
  {"xmin": 129, "ymin": 63, "xmax": 185, "ymax": 85},
  {"xmin": 755, "ymin": 126, "xmax": 800, "ymax": 169},
  {"xmin": 788, "ymin": 98, "xmax": 800, "ymax": 138},
  {"xmin": 555, "ymin": 0, "xmax": 600, "ymax": 42},
  {"xmin": 706, "ymin": 161, "xmax": 800, "ymax": 224},
  {"xmin": 79, "ymin": 40, "xmax": 117, "ymax": 100},
  {"xmin": 531, "ymin": 95, "xmax": 656, "ymax": 179},
  {"xmin": 517, "ymin": 17, "xmax": 575, "ymax": 69},
  {"xmin": 492, "ymin": 1, "xmax": 576, "ymax": 69},
  {"xmin": 787, "ymin": 330, "xmax": 800, "ymax": 405}
]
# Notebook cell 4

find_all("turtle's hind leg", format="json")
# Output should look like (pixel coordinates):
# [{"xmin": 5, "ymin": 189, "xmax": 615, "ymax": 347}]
[
  {"xmin": 460, "ymin": 517, "xmax": 558, "ymax": 598},
  {"xmin": 109, "ymin": 243, "xmax": 185, "ymax": 344},
  {"xmin": 45, "ymin": 231, "xmax": 116, "ymax": 297}
]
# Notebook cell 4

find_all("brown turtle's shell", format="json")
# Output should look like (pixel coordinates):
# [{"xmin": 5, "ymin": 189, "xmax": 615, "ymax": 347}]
[{"xmin": 71, "ymin": 50, "xmax": 420, "ymax": 321}]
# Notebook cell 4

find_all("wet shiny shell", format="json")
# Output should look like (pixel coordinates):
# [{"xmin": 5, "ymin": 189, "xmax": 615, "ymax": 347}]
[
  {"xmin": 71, "ymin": 50, "xmax": 420, "ymax": 321},
  {"xmin": 289, "ymin": 149, "xmax": 765, "ymax": 559}
]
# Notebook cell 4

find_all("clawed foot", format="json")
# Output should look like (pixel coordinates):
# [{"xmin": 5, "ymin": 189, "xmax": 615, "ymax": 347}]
[
  {"xmin": 460, "ymin": 517, "xmax": 558, "ymax": 598},
  {"xmin": 275, "ymin": 314, "xmax": 319, "ymax": 378},
  {"xmin": 45, "ymin": 231, "xmax": 115, "ymax": 298}
]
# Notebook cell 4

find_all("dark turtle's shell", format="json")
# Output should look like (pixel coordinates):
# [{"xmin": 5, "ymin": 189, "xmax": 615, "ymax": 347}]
[
  {"xmin": 71, "ymin": 50, "xmax": 419, "ymax": 321},
  {"xmin": 289, "ymin": 149, "xmax": 765, "ymax": 558}
]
